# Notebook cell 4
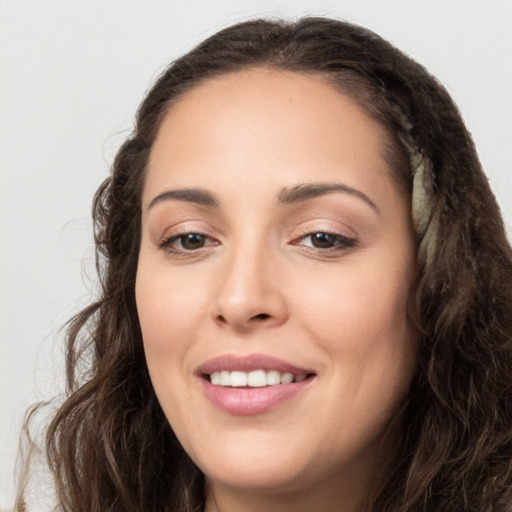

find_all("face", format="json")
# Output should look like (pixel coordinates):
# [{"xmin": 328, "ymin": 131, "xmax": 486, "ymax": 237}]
[{"xmin": 136, "ymin": 68, "xmax": 417, "ymax": 506}]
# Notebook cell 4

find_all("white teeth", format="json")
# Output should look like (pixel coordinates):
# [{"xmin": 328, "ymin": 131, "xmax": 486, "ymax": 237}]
[
  {"xmin": 220, "ymin": 371, "xmax": 230, "ymax": 386},
  {"xmin": 266, "ymin": 370, "xmax": 281, "ymax": 385},
  {"xmin": 209, "ymin": 369, "xmax": 308, "ymax": 387},
  {"xmin": 247, "ymin": 369, "xmax": 267, "ymax": 387},
  {"xmin": 280, "ymin": 372, "xmax": 294, "ymax": 384},
  {"xmin": 230, "ymin": 371, "xmax": 247, "ymax": 387}
]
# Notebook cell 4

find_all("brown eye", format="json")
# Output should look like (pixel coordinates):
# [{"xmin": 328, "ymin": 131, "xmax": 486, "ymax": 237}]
[
  {"xmin": 180, "ymin": 233, "xmax": 206, "ymax": 250},
  {"xmin": 310, "ymin": 232, "xmax": 337, "ymax": 248},
  {"xmin": 297, "ymin": 232, "xmax": 357, "ymax": 251},
  {"xmin": 159, "ymin": 232, "xmax": 218, "ymax": 253}
]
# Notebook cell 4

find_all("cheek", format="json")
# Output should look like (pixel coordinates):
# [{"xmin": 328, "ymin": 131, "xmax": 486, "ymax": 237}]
[
  {"xmin": 137, "ymin": 261, "xmax": 206, "ymax": 330},
  {"xmin": 135, "ymin": 263, "xmax": 208, "ymax": 378},
  {"xmin": 292, "ymin": 255, "xmax": 415, "ymax": 394},
  {"xmin": 135, "ymin": 264, "xmax": 210, "ymax": 436},
  {"xmin": 296, "ymin": 260, "xmax": 411, "ymax": 342}
]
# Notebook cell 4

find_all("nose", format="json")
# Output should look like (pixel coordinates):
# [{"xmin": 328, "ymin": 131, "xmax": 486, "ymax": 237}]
[{"xmin": 211, "ymin": 244, "xmax": 289, "ymax": 332}]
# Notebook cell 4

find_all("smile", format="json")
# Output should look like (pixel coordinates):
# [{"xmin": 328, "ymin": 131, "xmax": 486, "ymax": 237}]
[
  {"xmin": 198, "ymin": 354, "xmax": 316, "ymax": 415},
  {"xmin": 209, "ymin": 369, "xmax": 308, "ymax": 387}
]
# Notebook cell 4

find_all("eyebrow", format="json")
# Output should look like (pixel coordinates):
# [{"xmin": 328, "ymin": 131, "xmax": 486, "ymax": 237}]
[
  {"xmin": 147, "ymin": 188, "xmax": 220, "ymax": 210},
  {"xmin": 146, "ymin": 182, "xmax": 379, "ymax": 214},
  {"xmin": 277, "ymin": 183, "xmax": 380, "ymax": 214}
]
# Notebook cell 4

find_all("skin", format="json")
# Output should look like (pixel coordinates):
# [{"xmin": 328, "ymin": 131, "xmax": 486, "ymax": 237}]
[{"xmin": 136, "ymin": 68, "xmax": 418, "ymax": 512}]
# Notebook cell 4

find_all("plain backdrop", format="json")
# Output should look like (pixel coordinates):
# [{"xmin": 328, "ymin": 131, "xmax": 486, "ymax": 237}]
[{"xmin": 1, "ymin": 1, "xmax": 511, "ymax": 509}]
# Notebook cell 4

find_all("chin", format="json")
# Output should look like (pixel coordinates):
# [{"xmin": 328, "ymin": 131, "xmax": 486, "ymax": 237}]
[
  {"xmin": 187, "ymin": 431, "xmax": 315, "ymax": 493},
  {"xmin": 203, "ymin": 460, "xmax": 310, "ymax": 495}
]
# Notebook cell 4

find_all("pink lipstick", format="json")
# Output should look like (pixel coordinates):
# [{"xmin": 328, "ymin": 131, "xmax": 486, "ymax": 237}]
[{"xmin": 197, "ymin": 354, "xmax": 315, "ymax": 415}]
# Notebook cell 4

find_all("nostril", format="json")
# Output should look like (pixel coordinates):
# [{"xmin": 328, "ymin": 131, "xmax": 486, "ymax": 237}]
[{"xmin": 252, "ymin": 313, "xmax": 270, "ymax": 321}]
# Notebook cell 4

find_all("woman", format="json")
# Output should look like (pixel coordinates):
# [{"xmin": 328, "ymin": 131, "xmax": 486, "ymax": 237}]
[{"xmin": 17, "ymin": 17, "xmax": 512, "ymax": 512}]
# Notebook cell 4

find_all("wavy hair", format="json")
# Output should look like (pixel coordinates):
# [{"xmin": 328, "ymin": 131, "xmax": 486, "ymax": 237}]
[{"xmin": 16, "ymin": 17, "xmax": 512, "ymax": 512}]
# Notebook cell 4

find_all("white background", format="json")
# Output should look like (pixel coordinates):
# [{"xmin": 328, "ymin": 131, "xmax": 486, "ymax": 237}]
[{"xmin": 1, "ymin": 1, "xmax": 511, "ymax": 509}]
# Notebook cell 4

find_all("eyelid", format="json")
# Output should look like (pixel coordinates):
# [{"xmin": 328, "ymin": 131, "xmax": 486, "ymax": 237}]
[
  {"xmin": 153, "ymin": 219, "xmax": 358, "ymax": 255},
  {"xmin": 293, "ymin": 219, "xmax": 356, "ymax": 238},
  {"xmin": 155, "ymin": 219, "xmax": 222, "ymax": 252},
  {"xmin": 155, "ymin": 219, "xmax": 218, "ymax": 241},
  {"xmin": 158, "ymin": 231, "xmax": 220, "ymax": 254},
  {"xmin": 294, "ymin": 231, "xmax": 356, "ymax": 247},
  {"xmin": 290, "ymin": 223, "xmax": 358, "ymax": 253}
]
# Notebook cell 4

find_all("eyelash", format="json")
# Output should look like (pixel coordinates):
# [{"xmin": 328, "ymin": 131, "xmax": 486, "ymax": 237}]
[
  {"xmin": 293, "ymin": 231, "xmax": 357, "ymax": 252},
  {"xmin": 158, "ymin": 230, "xmax": 357, "ymax": 255},
  {"xmin": 158, "ymin": 232, "xmax": 219, "ymax": 254}
]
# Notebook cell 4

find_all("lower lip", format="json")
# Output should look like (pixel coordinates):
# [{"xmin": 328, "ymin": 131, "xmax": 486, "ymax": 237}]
[{"xmin": 200, "ymin": 378, "xmax": 313, "ymax": 415}]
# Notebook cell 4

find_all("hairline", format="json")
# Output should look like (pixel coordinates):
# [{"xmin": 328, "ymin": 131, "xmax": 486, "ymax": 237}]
[{"xmin": 143, "ymin": 65, "xmax": 412, "ymax": 202}]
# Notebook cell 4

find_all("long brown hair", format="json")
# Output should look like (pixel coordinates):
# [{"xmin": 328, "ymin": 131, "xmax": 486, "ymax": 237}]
[{"xmin": 17, "ymin": 17, "xmax": 512, "ymax": 512}]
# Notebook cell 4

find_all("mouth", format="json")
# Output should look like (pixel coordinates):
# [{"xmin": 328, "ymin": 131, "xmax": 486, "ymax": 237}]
[
  {"xmin": 206, "ymin": 369, "xmax": 314, "ymax": 387},
  {"xmin": 198, "ymin": 353, "xmax": 316, "ymax": 385},
  {"xmin": 197, "ymin": 354, "xmax": 316, "ymax": 415}
]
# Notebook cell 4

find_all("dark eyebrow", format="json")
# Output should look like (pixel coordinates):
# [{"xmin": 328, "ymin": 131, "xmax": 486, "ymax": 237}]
[
  {"xmin": 277, "ymin": 183, "xmax": 380, "ymax": 214},
  {"xmin": 147, "ymin": 188, "xmax": 220, "ymax": 210}
]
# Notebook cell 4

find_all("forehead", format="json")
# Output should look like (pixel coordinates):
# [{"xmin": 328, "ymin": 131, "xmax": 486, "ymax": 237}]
[
  {"xmin": 154, "ymin": 67, "xmax": 389, "ymax": 149},
  {"xmin": 144, "ymin": 68, "xmax": 401, "ymax": 208}
]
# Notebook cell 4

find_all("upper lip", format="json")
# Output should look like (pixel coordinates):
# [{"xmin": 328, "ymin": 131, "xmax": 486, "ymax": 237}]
[{"xmin": 197, "ymin": 354, "xmax": 314, "ymax": 376}]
